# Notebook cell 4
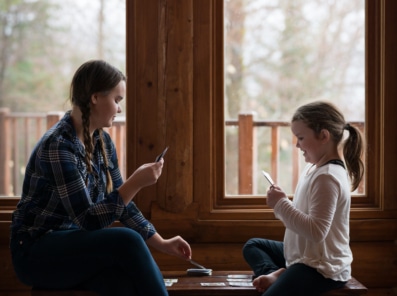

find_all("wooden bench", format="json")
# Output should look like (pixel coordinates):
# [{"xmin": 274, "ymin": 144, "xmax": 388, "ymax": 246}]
[
  {"xmin": 31, "ymin": 271, "xmax": 368, "ymax": 296},
  {"xmin": 321, "ymin": 277, "xmax": 368, "ymax": 295},
  {"xmin": 163, "ymin": 270, "xmax": 368, "ymax": 296}
]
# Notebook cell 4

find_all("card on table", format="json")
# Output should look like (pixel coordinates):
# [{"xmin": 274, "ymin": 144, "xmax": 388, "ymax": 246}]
[
  {"xmin": 227, "ymin": 274, "xmax": 253, "ymax": 279},
  {"xmin": 164, "ymin": 278, "xmax": 178, "ymax": 287},
  {"xmin": 228, "ymin": 281, "xmax": 254, "ymax": 287},
  {"xmin": 200, "ymin": 282, "xmax": 226, "ymax": 287}
]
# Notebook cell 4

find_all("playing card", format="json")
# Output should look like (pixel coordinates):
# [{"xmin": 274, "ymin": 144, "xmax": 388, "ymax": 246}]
[
  {"xmin": 164, "ymin": 278, "xmax": 178, "ymax": 287},
  {"xmin": 227, "ymin": 278, "xmax": 252, "ymax": 282},
  {"xmin": 228, "ymin": 281, "xmax": 254, "ymax": 287},
  {"xmin": 227, "ymin": 274, "xmax": 253, "ymax": 279},
  {"xmin": 200, "ymin": 282, "xmax": 226, "ymax": 287}
]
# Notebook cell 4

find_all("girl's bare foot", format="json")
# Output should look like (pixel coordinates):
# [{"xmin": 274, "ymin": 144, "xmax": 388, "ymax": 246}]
[{"xmin": 252, "ymin": 268, "xmax": 286, "ymax": 293}]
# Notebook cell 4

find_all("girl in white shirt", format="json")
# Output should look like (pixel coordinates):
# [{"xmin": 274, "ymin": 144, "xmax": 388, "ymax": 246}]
[{"xmin": 243, "ymin": 101, "xmax": 364, "ymax": 296}]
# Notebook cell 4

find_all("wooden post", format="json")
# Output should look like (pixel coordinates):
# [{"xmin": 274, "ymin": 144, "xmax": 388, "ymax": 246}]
[
  {"xmin": 270, "ymin": 126, "xmax": 279, "ymax": 184},
  {"xmin": 0, "ymin": 108, "xmax": 11, "ymax": 195},
  {"xmin": 46, "ymin": 112, "xmax": 63, "ymax": 130},
  {"xmin": 238, "ymin": 113, "xmax": 254, "ymax": 194},
  {"xmin": 292, "ymin": 135, "xmax": 299, "ymax": 190}
]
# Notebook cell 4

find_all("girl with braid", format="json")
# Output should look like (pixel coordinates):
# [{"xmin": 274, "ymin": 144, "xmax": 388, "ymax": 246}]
[
  {"xmin": 243, "ymin": 101, "xmax": 365, "ymax": 296},
  {"xmin": 10, "ymin": 60, "xmax": 191, "ymax": 296}
]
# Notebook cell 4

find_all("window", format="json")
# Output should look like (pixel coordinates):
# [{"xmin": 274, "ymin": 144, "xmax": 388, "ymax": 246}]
[
  {"xmin": 0, "ymin": 0, "xmax": 126, "ymax": 197},
  {"xmin": 224, "ymin": 0, "xmax": 365, "ymax": 196},
  {"xmin": 188, "ymin": 0, "xmax": 386, "ymax": 223}
]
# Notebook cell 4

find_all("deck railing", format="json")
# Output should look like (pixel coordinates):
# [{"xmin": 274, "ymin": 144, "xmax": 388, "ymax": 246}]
[
  {"xmin": 226, "ymin": 113, "xmax": 365, "ymax": 195},
  {"xmin": 0, "ymin": 108, "xmax": 126, "ymax": 196},
  {"xmin": 0, "ymin": 108, "xmax": 364, "ymax": 196}
]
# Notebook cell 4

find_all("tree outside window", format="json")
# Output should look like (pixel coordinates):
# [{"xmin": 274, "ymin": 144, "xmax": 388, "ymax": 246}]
[{"xmin": 0, "ymin": 0, "xmax": 126, "ymax": 197}]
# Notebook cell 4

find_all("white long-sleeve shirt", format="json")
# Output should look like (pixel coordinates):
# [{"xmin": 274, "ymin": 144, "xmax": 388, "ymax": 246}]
[{"xmin": 273, "ymin": 162, "xmax": 352, "ymax": 281}]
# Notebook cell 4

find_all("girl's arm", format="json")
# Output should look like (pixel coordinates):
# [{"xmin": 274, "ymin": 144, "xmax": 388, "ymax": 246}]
[{"xmin": 271, "ymin": 174, "xmax": 340, "ymax": 242}]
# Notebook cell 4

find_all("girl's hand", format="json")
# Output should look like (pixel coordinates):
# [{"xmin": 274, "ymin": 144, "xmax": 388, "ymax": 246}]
[
  {"xmin": 161, "ymin": 236, "xmax": 192, "ymax": 260},
  {"xmin": 118, "ymin": 159, "xmax": 164, "ymax": 204},
  {"xmin": 130, "ymin": 158, "xmax": 164, "ymax": 189},
  {"xmin": 147, "ymin": 233, "xmax": 192, "ymax": 260},
  {"xmin": 266, "ymin": 185, "xmax": 288, "ymax": 208}
]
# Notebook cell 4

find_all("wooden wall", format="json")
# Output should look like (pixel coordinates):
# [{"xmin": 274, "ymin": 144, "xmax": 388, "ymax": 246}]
[
  {"xmin": 1, "ymin": 0, "xmax": 396, "ymax": 295},
  {"xmin": 125, "ymin": 0, "xmax": 397, "ymax": 295}
]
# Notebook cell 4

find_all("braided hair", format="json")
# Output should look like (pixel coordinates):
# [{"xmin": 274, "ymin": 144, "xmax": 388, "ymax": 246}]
[{"xmin": 69, "ymin": 60, "xmax": 126, "ymax": 193}]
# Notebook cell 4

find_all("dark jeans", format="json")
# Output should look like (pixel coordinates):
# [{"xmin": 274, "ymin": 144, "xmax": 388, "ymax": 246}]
[
  {"xmin": 10, "ymin": 228, "xmax": 168, "ymax": 296},
  {"xmin": 242, "ymin": 238, "xmax": 347, "ymax": 296}
]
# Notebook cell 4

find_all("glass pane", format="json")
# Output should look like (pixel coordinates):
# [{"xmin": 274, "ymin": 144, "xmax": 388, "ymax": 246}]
[
  {"xmin": 0, "ymin": 0, "xmax": 126, "ymax": 197},
  {"xmin": 224, "ymin": 0, "xmax": 365, "ymax": 195}
]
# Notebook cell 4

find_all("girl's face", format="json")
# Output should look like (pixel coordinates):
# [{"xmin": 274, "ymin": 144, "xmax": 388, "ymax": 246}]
[
  {"xmin": 90, "ymin": 80, "xmax": 126, "ymax": 130},
  {"xmin": 291, "ymin": 120, "xmax": 327, "ymax": 166}
]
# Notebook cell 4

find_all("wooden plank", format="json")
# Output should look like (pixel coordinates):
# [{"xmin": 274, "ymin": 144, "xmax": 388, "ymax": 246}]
[
  {"xmin": 383, "ymin": 0, "xmax": 397, "ymax": 210},
  {"xmin": 0, "ymin": 108, "xmax": 11, "ymax": 195},
  {"xmin": 156, "ymin": 0, "xmax": 194, "ymax": 213},
  {"xmin": 322, "ymin": 277, "xmax": 368, "ymax": 295},
  {"xmin": 192, "ymin": 0, "xmax": 222, "ymax": 218},
  {"xmin": 125, "ymin": 0, "xmax": 160, "ymax": 215}
]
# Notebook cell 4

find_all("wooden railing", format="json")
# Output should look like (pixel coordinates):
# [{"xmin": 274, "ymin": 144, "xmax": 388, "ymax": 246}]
[
  {"xmin": 0, "ymin": 108, "xmax": 126, "ymax": 196},
  {"xmin": 226, "ymin": 113, "xmax": 365, "ymax": 195},
  {"xmin": 0, "ymin": 109, "xmax": 364, "ymax": 196}
]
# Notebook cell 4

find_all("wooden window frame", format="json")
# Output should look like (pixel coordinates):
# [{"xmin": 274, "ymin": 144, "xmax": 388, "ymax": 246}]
[
  {"xmin": 122, "ymin": 0, "xmax": 396, "ymax": 244},
  {"xmin": 193, "ymin": 0, "xmax": 393, "ymax": 220}
]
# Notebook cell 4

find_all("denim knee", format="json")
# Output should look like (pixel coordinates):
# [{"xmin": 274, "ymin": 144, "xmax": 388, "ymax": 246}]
[{"xmin": 242, "ymin": 238, "xmax": 262, "ymax": 259}]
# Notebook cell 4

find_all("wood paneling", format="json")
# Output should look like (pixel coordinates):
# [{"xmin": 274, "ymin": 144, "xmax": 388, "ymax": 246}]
[
  {"xmin": 383, "ymin": 0, "xmax": 397, "ymax": 210},
  {"xmin": 127, "ymin": 0, "xmax": 195, "ymax": 215},
  {"xmin": 0, "ymin": 221, "xmax": 396, "ymax": 293}
]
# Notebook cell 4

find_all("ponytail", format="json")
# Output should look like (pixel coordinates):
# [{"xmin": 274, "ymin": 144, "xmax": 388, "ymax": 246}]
[{"xmin": 343, "ymin": 124, "xmax": 365, "ymax": 191}]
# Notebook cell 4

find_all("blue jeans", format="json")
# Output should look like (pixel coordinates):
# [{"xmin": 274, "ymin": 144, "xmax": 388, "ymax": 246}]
[
  {"xmin": 10, "ymin": 228, "xmax": 168, "ymax": 296},
  {"xmin": 242, "ymin": 238, "xmax": 346, "ymax": 296}
]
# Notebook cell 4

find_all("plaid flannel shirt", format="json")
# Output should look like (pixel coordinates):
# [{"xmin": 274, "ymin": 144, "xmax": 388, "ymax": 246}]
[{"xmin": 11, "ymin": 111, "xmax": 156, "ymax": 240}]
